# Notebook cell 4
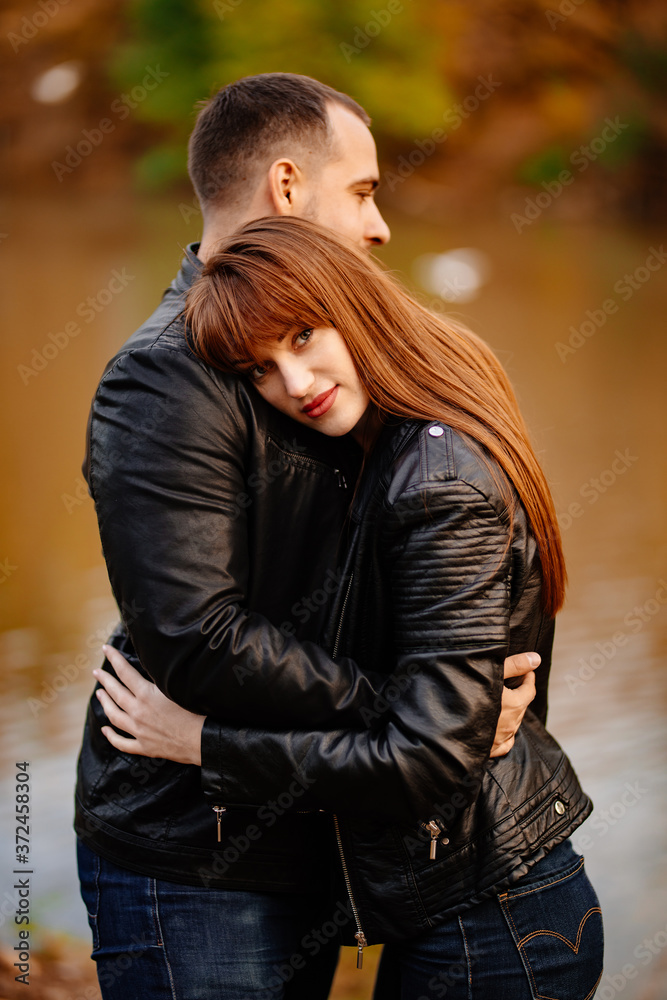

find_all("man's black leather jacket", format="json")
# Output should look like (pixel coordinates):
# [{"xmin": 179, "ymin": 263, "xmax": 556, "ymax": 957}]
[
  {"xmin": 75, "ymin": 245, "xmax": 391, "ymax": 891},
  {"xmin": 199, "ymin": 419, "xmax": 593, "ymax": 947}
]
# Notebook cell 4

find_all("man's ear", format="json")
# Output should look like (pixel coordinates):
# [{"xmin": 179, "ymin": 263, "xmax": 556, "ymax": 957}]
[{"xmin": 267, "ymin": 158, "xmax": 302, "ymax": 216}]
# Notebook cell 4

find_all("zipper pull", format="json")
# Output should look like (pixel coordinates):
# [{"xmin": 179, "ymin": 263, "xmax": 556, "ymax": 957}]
[
  {"xmin": 334, "ymin": 469, "xmax": 347, "ymax": 488},
  {"xmin": 355, "ymin": 931, "xmax": 367, "ymax": 969},
  {"xmin": 213, "ymin": 805, "xmax": 226, "ymax": 842},
  {"xmin": 425, "ymin": 820, "xmax": 442, "ymax": 860}
]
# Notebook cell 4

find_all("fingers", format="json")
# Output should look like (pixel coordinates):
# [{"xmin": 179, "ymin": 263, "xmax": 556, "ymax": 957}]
[
  {"xmin": 93, "ymin": 665, "xmax": 135, "ymax": 713},
  {"xmin": 489, "ymin": 734, "xmax": 515, "ymax": 758},
  {"xmin": 102, "ymin": 645, "xmax": 149, "ymax": 695},
  {"xmin": 517, "ymin": 669, "xmax": 536, "ymax": 704},
  {"xmin": 502, "ymin": 652, "xmax": 540, "ymax": 679},
  {"xmin": 519, "ymin": 669, "xmax": 537, "ymax": 693},
  {"xmin": 507, "ymin": 668, "xmax": 536, "ymax": 701},
  {"xmin": 100, "ymin": 725, "xmax": 148, "ymax": 758},
  {"xmin": 95, "ymin": 687, "xmax": 135, "ymax": 733}
]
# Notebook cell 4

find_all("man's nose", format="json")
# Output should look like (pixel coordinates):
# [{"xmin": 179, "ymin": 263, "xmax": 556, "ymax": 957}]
[{"xmin": 366, "ymin": 202, "xmax": 391, "ymax": 246}]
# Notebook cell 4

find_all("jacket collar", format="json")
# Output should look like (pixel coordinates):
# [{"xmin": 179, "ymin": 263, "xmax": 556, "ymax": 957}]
[
  {"xmin": 172, "ymin": 243, "xmax": 203, "ymax": 295},
  {"xmin": 350, "ymin": 418, "xmax": 421, "ymax": 523}
]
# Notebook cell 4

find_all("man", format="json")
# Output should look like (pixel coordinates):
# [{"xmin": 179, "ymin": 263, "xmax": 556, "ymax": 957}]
[{"xmin": 76, "ymin": 73, "xmax": 537, "ymax": 998}]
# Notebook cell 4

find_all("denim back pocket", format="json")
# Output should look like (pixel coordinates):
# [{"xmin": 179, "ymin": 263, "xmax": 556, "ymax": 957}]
[{"xmin": 498, "ymin": 850, "xmax": 603, "ymax": 1000}]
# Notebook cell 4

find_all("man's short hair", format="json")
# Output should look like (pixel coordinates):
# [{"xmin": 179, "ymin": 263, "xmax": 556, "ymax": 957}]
[{"xmin": 188, "ymin": 73, "xmax": 370, "ymax": 211}]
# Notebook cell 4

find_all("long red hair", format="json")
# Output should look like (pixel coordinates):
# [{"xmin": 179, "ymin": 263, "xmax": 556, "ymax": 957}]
[{"xmin": 185, "ymin": 217, "xmax": 566, "ymax": 616}]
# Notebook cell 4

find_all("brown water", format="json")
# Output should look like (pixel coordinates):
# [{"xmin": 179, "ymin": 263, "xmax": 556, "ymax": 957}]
[{"xmin": 1, "ymin": 196, "xmax": 665, "ymax": 997}]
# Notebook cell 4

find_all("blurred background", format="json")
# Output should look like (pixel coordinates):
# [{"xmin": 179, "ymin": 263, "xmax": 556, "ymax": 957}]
[{"xmin": 0, "ymin": 0, "xmax": 666, "ymax": 997}]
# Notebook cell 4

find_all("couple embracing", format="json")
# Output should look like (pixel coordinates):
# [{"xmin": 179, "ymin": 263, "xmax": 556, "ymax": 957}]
[{"xmin": 75, "ymin": 73, "xmax": 603, "ymax": 999}]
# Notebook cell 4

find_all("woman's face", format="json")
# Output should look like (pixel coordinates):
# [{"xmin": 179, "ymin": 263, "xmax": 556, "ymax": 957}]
[{"xmin": 245, "ymin": 326, "xmax": 370, "ymax": 438}]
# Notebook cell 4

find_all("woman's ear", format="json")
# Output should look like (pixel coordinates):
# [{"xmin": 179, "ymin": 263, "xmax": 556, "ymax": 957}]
[{"xmin": 267, "ymin": 158, "xmax": 301, "ymax": 216}]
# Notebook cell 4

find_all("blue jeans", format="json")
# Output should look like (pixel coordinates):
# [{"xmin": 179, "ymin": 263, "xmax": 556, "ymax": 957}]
[
  {"xmin": 373, "ymin": 840, "xmax": 604, "ymax": 999},
  {"xmin": 77, "ymin": 840, "xmax": 340, "ymax": 999}
]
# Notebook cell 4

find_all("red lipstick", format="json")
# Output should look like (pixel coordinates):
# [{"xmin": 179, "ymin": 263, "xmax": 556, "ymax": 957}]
[{"xmin": 302, "ymin": 385, "xmax": 339, "ymax": 418}]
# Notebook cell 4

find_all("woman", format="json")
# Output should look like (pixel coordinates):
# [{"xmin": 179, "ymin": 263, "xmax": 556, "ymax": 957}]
[{"xmin": 95, "ymin": 216, "xmax": 603, "ymax": 998}]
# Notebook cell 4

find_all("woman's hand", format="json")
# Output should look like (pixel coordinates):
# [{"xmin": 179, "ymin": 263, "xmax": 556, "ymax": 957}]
[{"xmin": 94, "ymin": 645, "xmax": 205, "ymax": 766}]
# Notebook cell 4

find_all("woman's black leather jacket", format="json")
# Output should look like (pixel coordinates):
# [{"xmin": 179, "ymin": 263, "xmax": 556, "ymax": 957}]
[{"xmin": 200, "ymin": 419, "xmax": 593, "ymax": 949}]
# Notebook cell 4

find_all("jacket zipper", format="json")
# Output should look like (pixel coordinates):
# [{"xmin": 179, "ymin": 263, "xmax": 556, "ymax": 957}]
[
  {"xmin": 213, "ymin": 805, "xmax": 227, "ymax": 841},
  {"xmin": 213, "ymin": 804, "xmax": 367, "ymax": 960},
  {"xmin": 420, "ymin": 819, "xmax": 449, "ymax": 859},
  {"xmin": 331, "ymin": 576, "xmax": 367, "ymax": 967},
  {"xmin": 267, "ymin": 437, "xmax": 347, "ymax": 488},
  {"xmin": 332, "ymin": 572, "xmax": 354, "ymax": 660},
  {"xmin": 331, "ymin": 569, "xmax": 437, "ymax": 957},
  {"xmin": 421, "ymin": 819, "xmax": 443, "ymax": 859},
  {"xmin": 333, "ymin": 813, "xmax": 368, "ymax": 968}
]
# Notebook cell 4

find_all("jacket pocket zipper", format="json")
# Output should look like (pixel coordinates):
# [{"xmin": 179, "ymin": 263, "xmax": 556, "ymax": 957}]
[
  {"xmin": 420, "ymin": 819, "xmax": 449, "ymax": 859},
  {"xmin": 212, "ymin": 805, "xmax": 227, "ymax": 842},
  {"xmin": 333, "ymin": 814, "xmax": 368, "ymax": 968},
  {"xmin": 212, "ymin": 804, "xmax": 322, "ymax": 841}
]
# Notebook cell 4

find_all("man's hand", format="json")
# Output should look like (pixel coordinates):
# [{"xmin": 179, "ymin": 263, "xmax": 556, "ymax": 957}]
[{"xmin": 490, "ymin": 653, "xmax": 540, "ymax": 758}]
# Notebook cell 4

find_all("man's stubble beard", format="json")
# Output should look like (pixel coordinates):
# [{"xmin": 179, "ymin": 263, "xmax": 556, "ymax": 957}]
[{"xmin": 299, "ymin": 193, "xmax": 321, "ymax": 226}]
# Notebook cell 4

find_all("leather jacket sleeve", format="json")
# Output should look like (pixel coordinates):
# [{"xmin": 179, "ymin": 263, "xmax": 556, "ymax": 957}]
[
  {"xmin": 86, "ymin": 346, "xmax": 386, "ymax": 729},
  {"xmin": 200, "ymin": 479, "xmax": 512, "ymax": 825}
]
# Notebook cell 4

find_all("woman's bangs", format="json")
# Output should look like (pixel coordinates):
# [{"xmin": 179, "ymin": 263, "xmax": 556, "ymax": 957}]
[{"xmin": 225, "ymin": 275, "xmax": 327, "ymax": 368}]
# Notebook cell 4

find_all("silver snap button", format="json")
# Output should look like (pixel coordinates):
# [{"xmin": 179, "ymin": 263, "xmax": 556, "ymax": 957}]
[
  {"xmin": 428, "ymin": 425, "xmax": 444, "ymax": 437},
  {"xmin": 554, "ymin": 800, "xmax": 566, "ymax": 816},
  {"xmin": 440, "ymin": 837, "xmax": 450, "ymax": 845}
]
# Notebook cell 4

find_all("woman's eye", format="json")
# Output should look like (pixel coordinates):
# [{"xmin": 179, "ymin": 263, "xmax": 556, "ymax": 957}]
[
  {"xmin": 248, "ymin": 364, "xmax": 270, "ymax": 381},
  {"xmin": 296, "ymin": 329, "xmax": 313, "ymax": 346}
]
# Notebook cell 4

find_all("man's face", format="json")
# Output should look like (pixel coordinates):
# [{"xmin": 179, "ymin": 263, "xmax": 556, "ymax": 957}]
[{"xmin": 302, "ymin": 103, "xmax": 390, "ymax": 250}]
